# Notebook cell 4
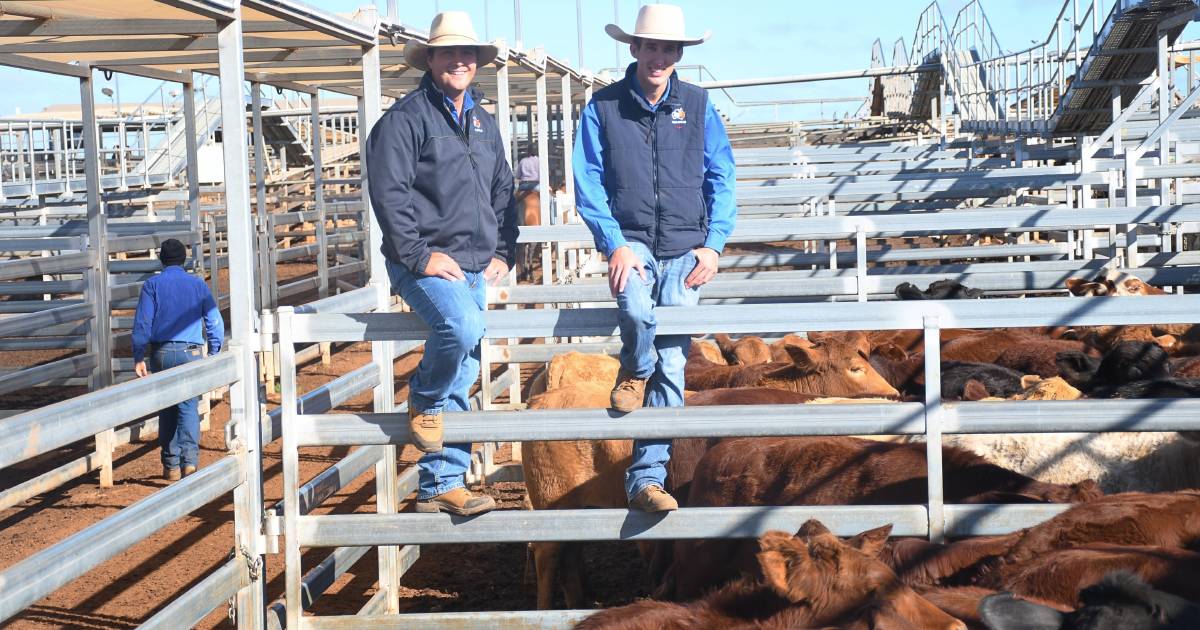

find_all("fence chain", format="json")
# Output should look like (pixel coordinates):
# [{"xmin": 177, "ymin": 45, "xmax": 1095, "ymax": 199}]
[
  {"xmin": 226, "ymin": 595, "xmax": 237, "ymax": 625},
  {"xmin": 240, "ymin": 543, "xmax": 263, "ymax": 582}
]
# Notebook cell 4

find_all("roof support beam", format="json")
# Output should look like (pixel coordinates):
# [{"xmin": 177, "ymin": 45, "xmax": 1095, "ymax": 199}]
[
  {"xmin": 154, "ymin": 0, "xmax": 236, "ymax": 22},
  {"xmin": 0, "ymin": 53, "xmax": 89, "ymax": 78},
  {"xmin": 0, "ymin": 35, "xmax": 352, "ymax": 54},
  {"xmin": 94, "ymin": 64, "xmax": 186, "ymax": 83},
  {"xmin": 0, "ymin": 19, "xmax": 306, "ymax": 37},
  {"xmin": 241, "ymin": 0, "xmax": 374, "ymax": 45}
]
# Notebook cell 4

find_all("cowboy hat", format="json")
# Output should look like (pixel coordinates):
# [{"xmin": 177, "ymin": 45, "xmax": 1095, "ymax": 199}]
[
  {"xmin": 405, "ymin": 11, "xmax": 500, "ymax": 72},
  {"xmin": 605, "ymin": 4, "xmax": 710, "ymax": 47}
]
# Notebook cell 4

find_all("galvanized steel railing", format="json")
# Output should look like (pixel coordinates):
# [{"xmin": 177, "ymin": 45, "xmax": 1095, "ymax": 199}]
[{"xmin": 275, "ymin": 291, "xmax": 1200, "ymax": 627}]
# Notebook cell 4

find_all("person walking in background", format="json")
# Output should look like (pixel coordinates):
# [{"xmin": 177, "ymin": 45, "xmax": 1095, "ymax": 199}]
[
  {"xmin": 132, "ymin": 238, "xmax": 224, "ymax": 482},
  {"xmin": 365, "ymin": 11, "xmax": 517, "ymax": 516},
  {"xmin": 573, "ymin": 4, "xmax": 737, "ymax": 512}
]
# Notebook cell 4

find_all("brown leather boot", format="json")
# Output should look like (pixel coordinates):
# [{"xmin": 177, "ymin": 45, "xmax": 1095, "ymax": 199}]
[
  {"xmin": 414, "ymin": 487, "xmax": 497, "ymax": 516},
  {"xmin": 629, "ymin": 485, "xmax": 678, "ymax": 512},
  {"xmin": 163, "ymin": 467, "xmax": 181, "ymax": 482},
  {"xmin": 610, "ymin": 369, "xmax": 649, "ymax": 413},
  {"xmin": 182, "ymin": 465, "xmax": 197, "ymax": 478},
  {"xmin": 408, "ymin": 406, "xmax": 443, "ymax": 453}
]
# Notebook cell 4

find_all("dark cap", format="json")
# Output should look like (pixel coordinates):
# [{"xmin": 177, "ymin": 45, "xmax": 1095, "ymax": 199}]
[{"xmin": 159, "ymin": 238, "xmax": 186, "ymax": 267}]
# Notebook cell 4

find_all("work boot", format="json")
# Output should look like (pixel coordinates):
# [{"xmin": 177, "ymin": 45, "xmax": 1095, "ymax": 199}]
[
  {"xmin": 408, "ymin": 406, "xmax": 444, "ymax": 453},
  {"xmin": 163, "ymin": 466, "xmax": 181, "ymax": 482},
  {"xmin": 182, "ymin": 464, "xmax": 197, "ymax": 478},
  {"xmin": 415, "ymin": 487, "xmax": 496, "ymax": 516},
  {"xmin": 610, "ymin": 369, "xmax": 648, "ymax": 413},
  {"xmin": 629, "ymin": 485, "xmax": 678, "ymax": 512}
]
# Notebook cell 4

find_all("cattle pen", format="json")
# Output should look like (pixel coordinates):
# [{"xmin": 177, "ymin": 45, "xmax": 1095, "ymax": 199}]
[{"xmin": 3, "ymin": 0, "xmax": 1200, "ymax": 628}]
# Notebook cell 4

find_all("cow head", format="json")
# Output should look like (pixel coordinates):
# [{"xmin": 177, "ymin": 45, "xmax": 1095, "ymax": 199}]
[
  {"xmin": 756, "ymin": 521, "xmax": 965, "ymax": 630},
  {"xmin": 980, "ymin": 572, "xmax": 1200, "ymax": 630},
  {"xmin": 1066, "ymin": 271, "xmax": 1165, "ymax": 298},
  {"xmin": 784, "ymin": 334, "xmax": 900, "ymax": 399}
]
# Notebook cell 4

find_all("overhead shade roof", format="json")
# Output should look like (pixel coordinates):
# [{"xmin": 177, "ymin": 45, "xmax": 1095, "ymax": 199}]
[{"xmin": 0, "ymin": 0, "xmax": 604, "ymax": 104}]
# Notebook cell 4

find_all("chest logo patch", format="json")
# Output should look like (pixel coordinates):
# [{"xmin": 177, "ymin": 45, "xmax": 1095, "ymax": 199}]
[
  {"xmin": 670, "ymin": 107, "xmax": 687, "ymax": 127},
  {"xmin": 472, "ymin": 116, "xmax": 483, "ymax": 132}
]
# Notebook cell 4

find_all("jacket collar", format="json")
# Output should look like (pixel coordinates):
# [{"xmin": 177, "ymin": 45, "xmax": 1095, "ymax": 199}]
[
  {"xmin": 623, "ymin": 62, "xmax": 681, "ymax": 114},
  {"xmin": 420, "ymin": 73, "xmax": 484, "ymax": 110},
  {"xmin": 420, "ymin": 72, "xmax": 485, "ymax": 128}
]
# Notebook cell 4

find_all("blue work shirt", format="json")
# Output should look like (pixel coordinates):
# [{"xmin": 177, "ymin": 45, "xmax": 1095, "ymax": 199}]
[
  {"xmin": 131, "ymin": 265, "xmax": 224, "ymax": 362},
  {"xmin": 437, "ymin": 85, "xmax": 475, "ymax": 129},
  {"xmin": 573, "ymin": 68, "xmax": 737, "ymax": 256}
]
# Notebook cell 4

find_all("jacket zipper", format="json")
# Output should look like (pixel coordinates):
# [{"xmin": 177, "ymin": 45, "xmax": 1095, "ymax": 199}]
[
  {"xmin": 651, "ymin": 113, "xmax": 661, "ymax": 257},
  {"xmin": 446, "ymin": 98, "xmax": 488, "ymax": 272}
]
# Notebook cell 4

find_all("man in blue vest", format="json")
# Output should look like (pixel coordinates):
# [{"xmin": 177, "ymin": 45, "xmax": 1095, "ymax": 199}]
[
  {"xmin": 573, "ymin": 4, "xmax": 736, "ymax": 512},
  {"xmin": 366, "ymin": 12, "xmax": 517, "ymax": 516},
  {"xmin": 132, "ymin": 238, "xmax": 224, "ymax": 481}
]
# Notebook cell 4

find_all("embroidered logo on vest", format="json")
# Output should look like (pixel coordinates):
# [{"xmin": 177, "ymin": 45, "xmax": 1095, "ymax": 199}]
[
  {"xmin": 670, "ymin": 107, "xmax": 687, "ymax": 127},
  {"xmin": 472, "ymin": 116, "xmax": 483, "ymax": 132}
]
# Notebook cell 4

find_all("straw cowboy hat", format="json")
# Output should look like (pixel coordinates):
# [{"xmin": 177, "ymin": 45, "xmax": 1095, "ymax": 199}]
[
  {"xmin": 405, "ymin": 11, "xmax": 500, "ymax": 72},
  {"xmin": 605, "ymin": 4, "xmax": 710, "ymax": 47}
]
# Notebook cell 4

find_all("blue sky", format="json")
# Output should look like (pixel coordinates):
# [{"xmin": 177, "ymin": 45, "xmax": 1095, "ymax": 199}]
[{"xmin": 0, "ymin": 0, "xmax": 1192, "ymax": 122}]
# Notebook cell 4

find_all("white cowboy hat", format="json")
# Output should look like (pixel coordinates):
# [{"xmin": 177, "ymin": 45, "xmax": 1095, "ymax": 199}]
[
  {"xmin": 605, "ymin": 4, "xmax": 710, "ymax": 47},
  {"xmin": 405, "ymin": 11, "xmax": 500, "ymax": 72}
]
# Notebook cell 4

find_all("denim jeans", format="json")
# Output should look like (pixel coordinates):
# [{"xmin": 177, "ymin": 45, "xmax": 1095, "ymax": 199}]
[
  {"xmin": 616, "ymin": 241, "xmax": 703, "ymax": 500},
  {"xmin": 386, "ymin": 259, "xmax": 486, "ymax": 500},
  {"xmin": 150, "ymin": 342, "xmax": 203, "ymax": 469}
]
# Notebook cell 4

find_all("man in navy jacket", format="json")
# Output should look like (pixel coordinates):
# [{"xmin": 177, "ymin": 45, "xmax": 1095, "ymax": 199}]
[
  {"xmin": 365, "ymin": 11, "xmax": 517, "ymax": 516},
  {"xmin": 574, "ymin": 4, "xmax": 736, "ymax": 512}
]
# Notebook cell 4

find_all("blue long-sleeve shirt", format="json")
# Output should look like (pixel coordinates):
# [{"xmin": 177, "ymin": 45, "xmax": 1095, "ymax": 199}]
[
  {"xmin": 131, "ymin": 265, "xmax": 224, "ymax": 362},
  {"xmin": 573, "ymin": 72, "xmax": 737, "ymax": 256}
]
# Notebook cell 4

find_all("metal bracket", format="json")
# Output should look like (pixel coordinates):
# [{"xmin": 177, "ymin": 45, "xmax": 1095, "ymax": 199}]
[{"xmin": 263, "ymin": 511, "xmax": 282, "ymax": 555}]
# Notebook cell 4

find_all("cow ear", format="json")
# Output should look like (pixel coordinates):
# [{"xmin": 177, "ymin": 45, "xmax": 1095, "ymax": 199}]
[
  {"xmin": 1020, "ymin": 374, "xmax": 1042, "ymax": 390},
  {"xmin": 850, "ymin": 332, "xmax": 871, "ymax": 359},
  {"xmin": 1055, "ymin": 351, "xmax": 1095, "ymax": 388},
  {"xmin": 757, "ymin": 531, "xmax": 806, "ymax": 602},
  {"xmin": 894, "ymin": 282, "xmax": 925, "ymax": 300},
  {"xmin": 979, "ymin": 592, "xmax": 1064, "ymax": 630},
  {"xmin": 876, "ymin": 343, "xmax": 908, "ymax": 362},
  {"xmin": 796, "ymin": 518, "xmax": 831, "ymax": 538},
  {"xmin": 785, "ymin": 343, "xmax": 824, "ymax": 372},
  {"xmin": 1067, "ymin": 278, "xmax": 1106, "ymax": 296},
  {"xmin": 963, "ymin": 379, "xmax": 990, "ymax": 401},
  {"xmin": 848, "ymin": 523, "xmax": 892, "ymax": 558}
]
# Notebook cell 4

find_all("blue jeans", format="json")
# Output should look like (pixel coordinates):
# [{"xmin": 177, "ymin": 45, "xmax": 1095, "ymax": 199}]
[
  {"xmin": 386, "ymin": 259, "xmax": 486, "ymax": 500},
  {"xmin": 616, "ymin": 241, "xmax": 703, "ymax": 500},
  {"xmin": 150, "ymin": 342, "xmax": 203, "ymax": 469}
]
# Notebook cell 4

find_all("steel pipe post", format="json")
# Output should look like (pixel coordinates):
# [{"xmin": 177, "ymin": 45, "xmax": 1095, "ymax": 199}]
[
  {"xmin": 356, "ymin": 6, "xmax": 400, "ymax": 614},
  {"xmin": 80, "ymin": 70, "xmax": 114, "ymax": 487},
  {"xmin": 216, "ymin": 7, "xmax": 267, "ymax": 628},
  {"xmin": 561, "ymin": 72, "xmax": 575, "ymax": 200},
  {"xmin": 535, "ymin": 57, "xmax": 552, "ymax": 285},
  {"xmin": 250, "ymin": 82, "xmax": 270, "ymax": 313},
  {"xmin": 183, "ymin": 73, "xmax": 203, "ymax": 268},
  {"xmin": 311, "ymin": 92, "xmax": 328, "ymax": 298},
  {"xmin": 923, "ymin": 316, "xmax": 944, "ymax": 543}
]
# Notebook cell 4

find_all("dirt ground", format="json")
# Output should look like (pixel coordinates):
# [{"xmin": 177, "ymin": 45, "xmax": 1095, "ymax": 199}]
[{"xmin": 0, "ymin": 261, "xmax": 646, "ymax": 629}]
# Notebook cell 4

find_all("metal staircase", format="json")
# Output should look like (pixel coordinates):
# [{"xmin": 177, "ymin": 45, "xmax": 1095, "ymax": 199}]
[{"xmin": 874, "ymin": 0, "xmax": 1200, "ymax": 138}]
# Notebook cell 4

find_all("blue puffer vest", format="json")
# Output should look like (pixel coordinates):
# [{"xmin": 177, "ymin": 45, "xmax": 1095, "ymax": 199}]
[{"xmin": 593, "ymin": 63, "xmax": 708, "ymax": 259}]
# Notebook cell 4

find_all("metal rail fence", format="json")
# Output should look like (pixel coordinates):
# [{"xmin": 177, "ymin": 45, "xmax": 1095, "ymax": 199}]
[{"xmin": 276, "ymin": 292, "xmax": 1200, "ymax": 628}]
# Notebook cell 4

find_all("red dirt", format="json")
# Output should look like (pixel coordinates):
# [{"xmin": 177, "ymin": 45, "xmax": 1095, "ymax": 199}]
[{"xmin": 0, "ymin": 305, "xmax": 644, "ymax": 629}]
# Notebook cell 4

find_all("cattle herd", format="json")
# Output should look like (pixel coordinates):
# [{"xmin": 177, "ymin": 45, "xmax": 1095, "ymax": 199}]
[{"xmin": 511, "ymin": 271, "xmax": 1200, "ymax": 629}]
